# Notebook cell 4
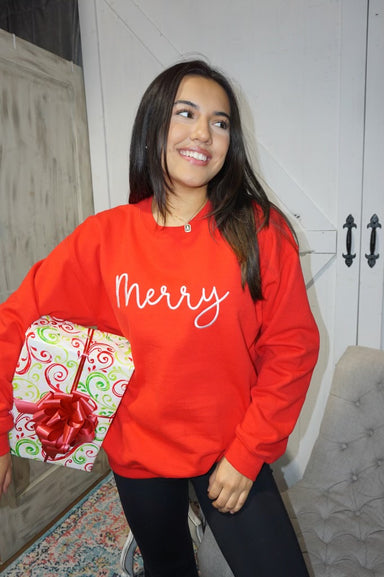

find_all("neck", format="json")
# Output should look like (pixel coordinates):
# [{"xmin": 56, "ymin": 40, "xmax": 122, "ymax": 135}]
[
  {"xmin": 168, "ymin": 190, "xmax": 208, "ymax": 218},
  {"xmin": 153, "ymin": 193, "xmax": 208, "ymax": 227}
]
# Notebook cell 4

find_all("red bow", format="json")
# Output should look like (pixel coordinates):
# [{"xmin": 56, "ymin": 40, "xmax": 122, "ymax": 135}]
[
  {"xmin": 34, "ymin": 391, "xmax": 98, "ymax": 459},
  {"xmin": 16, "ymin": 391, "xmax": 98, "ymax": 460}
]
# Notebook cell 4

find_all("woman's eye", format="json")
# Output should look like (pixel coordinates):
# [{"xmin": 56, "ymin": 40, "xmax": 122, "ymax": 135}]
[
  {"xmin": 214, "ymin": 119, "xmax": 229, "ymax": 130},
  {"xmin": 176, "ymin": 109, "xmax": 193, "ymax": 119}
]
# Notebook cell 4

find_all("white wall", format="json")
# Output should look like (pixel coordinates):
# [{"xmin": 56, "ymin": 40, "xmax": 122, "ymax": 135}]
[{"xmin": 78, "ymin": 0, "xmax": 365, "ymax": 485}]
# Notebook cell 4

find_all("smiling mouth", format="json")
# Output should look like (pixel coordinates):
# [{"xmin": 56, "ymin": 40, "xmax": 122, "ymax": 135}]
[{"xmin": 179, "ymin": 150, "xmax": 209, "ymax": 162}]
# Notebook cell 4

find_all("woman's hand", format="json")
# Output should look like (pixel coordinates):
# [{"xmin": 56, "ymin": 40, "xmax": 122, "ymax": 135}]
[
  {"xmin": 0, "ymin": 453, "xmax": 12, "ymax": 498},
  {"xmin": 207, "ymin": 457, "xmax": 253, "ymax": 514}
]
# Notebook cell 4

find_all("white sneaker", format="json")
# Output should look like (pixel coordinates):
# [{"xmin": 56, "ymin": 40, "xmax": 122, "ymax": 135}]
[
  {"xmin": 188, "ymin": 504, "xmax": 204, "ymax": 547},
  {"xmin": 120, "ymin": 530, "xmax": 142, "ymax": 577}
]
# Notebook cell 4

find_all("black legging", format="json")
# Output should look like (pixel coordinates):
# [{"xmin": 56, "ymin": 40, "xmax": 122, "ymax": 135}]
[{"xmin": 114, "ymin": 464, "xmax": 310, "ymax": 577}]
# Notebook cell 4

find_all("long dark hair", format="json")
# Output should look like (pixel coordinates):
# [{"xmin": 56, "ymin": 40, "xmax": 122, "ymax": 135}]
[{"xmin": 129, "ymin": 59, "xmax": 272, "ymax": 301}]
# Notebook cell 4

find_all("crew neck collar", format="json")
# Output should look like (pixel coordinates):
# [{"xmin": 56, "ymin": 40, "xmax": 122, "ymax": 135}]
[{"xmin": 136, "ymin": 196, "xmax": 212, "ymax": 235}]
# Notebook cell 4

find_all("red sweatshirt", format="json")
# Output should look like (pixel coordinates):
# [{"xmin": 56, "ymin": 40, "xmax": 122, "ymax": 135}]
[{"xmin": 0, "ymin": 198, "xmax": 319, "ymax": 480}]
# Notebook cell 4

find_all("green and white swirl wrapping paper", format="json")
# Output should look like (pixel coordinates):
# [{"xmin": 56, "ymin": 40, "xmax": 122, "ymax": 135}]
[{"xmin": 9, "ymin": 316, "xmax": 135, "ymax": 471}]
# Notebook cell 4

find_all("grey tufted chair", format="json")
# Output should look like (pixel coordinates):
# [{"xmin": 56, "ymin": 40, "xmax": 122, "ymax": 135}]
[
  {"xmin": 286, "ymin": 345, "xmax": 384, "ymax": 577},
  {"xmin": 198, "ymin": 346, "xmax": 384, "ymax": 576}
]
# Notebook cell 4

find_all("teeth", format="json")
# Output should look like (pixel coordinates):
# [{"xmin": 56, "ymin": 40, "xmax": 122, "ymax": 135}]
[{"xmin": 180, "ymin": 150, "xmax": 208, "ymax": 161}]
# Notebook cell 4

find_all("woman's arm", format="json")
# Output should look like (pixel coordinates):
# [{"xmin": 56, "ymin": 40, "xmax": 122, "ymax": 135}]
[
  {"xmin": 225, "ymin": 212, "xmax": 320, "ymax": 481},
  {"xmin": 0, "ymin": 214, "xmax": 112, "ymax": 462}
]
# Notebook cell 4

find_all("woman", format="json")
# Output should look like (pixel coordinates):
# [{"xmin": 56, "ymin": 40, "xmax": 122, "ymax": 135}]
[{"xmin": 0, "ymin": 60, "xmax": 319, "ymax": 577}]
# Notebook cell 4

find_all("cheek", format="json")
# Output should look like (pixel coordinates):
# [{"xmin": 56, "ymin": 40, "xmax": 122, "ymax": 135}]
[
  {"xmin": 217, "ymin": 136, "xmax": 230, "ymax": 162},
  {"xmin": 167, "ymin": 122, "xmax": 187, "ymax": 148}
]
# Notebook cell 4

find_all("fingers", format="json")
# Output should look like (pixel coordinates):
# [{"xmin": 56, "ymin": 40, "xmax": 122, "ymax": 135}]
[
  {"xmin": 1, "ymin": 467, "xmax": 12, "ymax": 496},
  {"xmin": 207, "ymin": 457, "xmax": 253, "ymax": 514},
  {"xmin": 208, "ymin": 480, "xmax": 250, "ymax": 513},
  {"xmin": 209, "ymin": 486, "xmax": 249, "ymax": 514},
  {"xmin": 0, "ymin": 453, "xmax": 12, "ymax": 498}
]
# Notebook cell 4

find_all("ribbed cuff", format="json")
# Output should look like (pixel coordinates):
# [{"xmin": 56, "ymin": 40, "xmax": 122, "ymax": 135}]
[{"xmin": 224, "ymin": 437, "xmax": 264, "ymax": 481}]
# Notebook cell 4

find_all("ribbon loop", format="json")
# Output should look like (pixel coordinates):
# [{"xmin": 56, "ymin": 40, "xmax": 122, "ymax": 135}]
[{"xmin": 32, "ymin": 390, "xmax": 98, "ymax": 460}]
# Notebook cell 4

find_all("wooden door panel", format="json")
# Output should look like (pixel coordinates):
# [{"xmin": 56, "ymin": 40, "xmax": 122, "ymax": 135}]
[{"xmin": 0, "ymin": 28, "xmax": 109, "ymax": 565}]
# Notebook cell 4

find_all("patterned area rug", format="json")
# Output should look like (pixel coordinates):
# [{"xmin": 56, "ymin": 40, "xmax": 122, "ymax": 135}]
[{"xmin": 2, "ymin": 472, "xmax": 143, "ymax": 577}]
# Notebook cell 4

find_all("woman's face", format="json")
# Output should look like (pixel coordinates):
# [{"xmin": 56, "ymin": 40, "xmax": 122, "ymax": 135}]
[{"xmin": 164, "ymin": 75, "xmax": 231, "ymax": 198}]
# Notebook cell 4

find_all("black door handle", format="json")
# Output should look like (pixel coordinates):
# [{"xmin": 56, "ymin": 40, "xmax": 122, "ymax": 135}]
[
  {"xmin": 342, "ymin": 214, "xmax": 357, "ymax": 267},
  {"xmin": 365, "ymin": 214, "xmax": 381, "ymax": 268}
]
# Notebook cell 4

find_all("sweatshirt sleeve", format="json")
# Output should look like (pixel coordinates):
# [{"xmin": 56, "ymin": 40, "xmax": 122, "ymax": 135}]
[
  {"xmin": 0, "ymin": 214, "xmax": 115, "ymax": 455},
  {"xmin": 224, "ymin": 212, "xmax": 320, "ymax": 480}
]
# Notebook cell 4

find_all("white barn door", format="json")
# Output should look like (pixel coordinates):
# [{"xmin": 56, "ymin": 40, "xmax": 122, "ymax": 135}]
[
  {"xmin": 78, "ymin": 0, "xmax": 383, "ymax": 483},
  {"xmin": 335, "ymin": 0, "xmax": 384, "ymax": 359},
  {"xmin": 356, "ymin": 0, "xmax": 384, "ymax": 348}
]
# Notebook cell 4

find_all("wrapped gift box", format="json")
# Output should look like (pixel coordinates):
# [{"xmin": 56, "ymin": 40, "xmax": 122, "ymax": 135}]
[{"xmin": 9, "ymin": 316, "xmax": 134, "ymax": 471}]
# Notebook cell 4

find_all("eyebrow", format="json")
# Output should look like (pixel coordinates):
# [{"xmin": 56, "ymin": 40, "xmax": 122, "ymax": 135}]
[{"xmin": 174, "ymin": 99, "xmax": 231, "ymax": 121}]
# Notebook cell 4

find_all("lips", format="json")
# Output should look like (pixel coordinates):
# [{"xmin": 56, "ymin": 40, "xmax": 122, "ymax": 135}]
[{"xmin": 179, "ymin": 149, "xmax": 210, "ymax": 162}]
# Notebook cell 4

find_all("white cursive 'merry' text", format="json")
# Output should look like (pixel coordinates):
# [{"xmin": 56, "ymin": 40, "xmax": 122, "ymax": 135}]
[{"xmin": 115, "ymin": 273, "xmax": 230, "ymax": 329}]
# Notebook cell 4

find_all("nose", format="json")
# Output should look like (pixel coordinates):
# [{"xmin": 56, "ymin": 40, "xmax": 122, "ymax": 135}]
[{"xmin": 191, "ymin": 116, "xmax": 211, "ymax": 143}]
